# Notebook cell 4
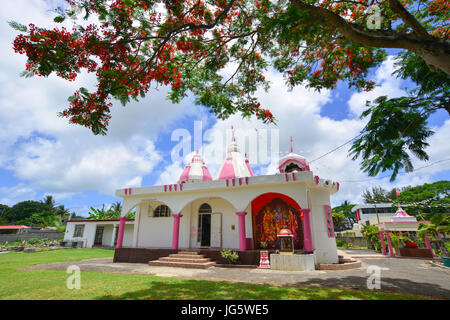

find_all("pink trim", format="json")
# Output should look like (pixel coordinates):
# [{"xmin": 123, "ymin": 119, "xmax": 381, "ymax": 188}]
[
  {"xmin": 379, "ymin": 231, "xmax": 387, "ymax": 255},
  {"xmin": 239, "ymin": 178, "xmax": 242, "ymax": 186},
  {"xmin": 232, "ymin": 179, "xmax": 235, "ymax": 187},
  {"xmin": 324, "ymin": 205, "xmax": 335, "ymax": 238},
  {"xmin": 301, "ymin": 209, "xmax": 313, "ymax": 252},
  {"xmin": 314, "ymin": 176, "xmax": 319, "ymax": 184},
  {"xmin": 245, "ymin": 177, "xmax": 249, "ymax": 185},
  {"xmin": 218, "ymin": 158, "xmax": 236, "ymax": 180},
  {"xmin": 278, "ymin": 158, "xmax": 310, "ymax": 172},
  {"xmin": 226, "ymin": 179, "xmax": 229, "ymax": 187},
  {"xmin": 171, "ymin": 214, "xmax": 183, "ymax": 250},
  {"xmin": 292, "ymin": 172, "xmax": 296, "ymax": 181},
  {"xmin": 169, "ymin": 185, "xmax": 172, "ymax": 192},
  {"xmin": 202, "ymin": 166, "xmax": 213, "ymax": 181},
  {"xmin": 236, "ymin": 211, "xmax": 247, "ymax": 251},
  {"xmin": 376, "ymin": 221, "xmax": 418, "ymax": 225},
  {"xmin": 128, "ymin": 188, "xmax": 132, "ymax": 195},
  {"xmin": 424, "ymin": 234, "xmax": 436, "ymax": 257},
  {"xmin": 69, "ymin": 218, "xmax": 134, "ymax": 223},
  {"xmin": 285, "ymin": 173, "xmax": 289, "ymax": 182},
  {"xmin": 384, "ymin": 230, "xmax": 395, "ymax": 257},
  {"xmin": 125, "ymin": 188, "xmax": 127, "ymax": 195},
  {"xmin": 179, "ymin": 165, "xmax": 191, "ymax": 183},
  {"xmin": 336, "ymin": 182, "xmax": 340, "ymax": 191},
  {"xmin": 179, "ymin": 183, "xmax": 183, "ymax": 191},
  {"xmin": 116, "ymin": 217, "xmax": 127, "ymax": 248},
  {"xmin": 164, "ymin": 185, "xmax": 167, "ymax": 192},
  {"xmin": 245, "ymin": 159, "xmax": 255, "ymax": 176}
]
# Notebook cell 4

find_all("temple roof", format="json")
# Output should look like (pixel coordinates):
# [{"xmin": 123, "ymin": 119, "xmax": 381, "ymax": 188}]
[
  {"xmin": 391, "ymin": 203, "xmax": 417, "ymax": 223},
  {"xmin": 214, "ymin": 127, "xmax": 255, "ymax": 180},
  {"xmin": 278, "ymin": 137, "xmax": 310, "ymax": 173},
  {"xmin": 178, "ymin": 151, "xmax": 213, "ymax": 183}
]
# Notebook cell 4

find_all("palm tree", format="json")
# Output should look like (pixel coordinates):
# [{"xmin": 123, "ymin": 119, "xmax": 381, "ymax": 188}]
[
  {"xmin": 88, "ymin": 205, "xmax": 109, "ymax": 219},
  {"xmin": 418, "ymin": 214, "xmax": 450, "ymax": 257},
  {"xmin": 42, "ymin": 195, "xmax": 56, "ymax": 211},
  {"xmin": 107, "ymin": 202, "xmax": 122, "ymax": 218}
]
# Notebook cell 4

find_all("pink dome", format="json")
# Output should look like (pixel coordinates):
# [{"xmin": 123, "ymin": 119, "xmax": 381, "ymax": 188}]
[
  {"xmin": 178, "ymin": 151, "xmax": 213, "ymax": 183},
  {"xmin": 215, "ymin": 127, "xmax": 254, "ymax": 180},
  {"xmin": 278, "ymin": 137, "xmax": 310, "ymax": 173},
  {"xmin": 391, "ymin": 203, "xmax": 417, "ymax": 223}
]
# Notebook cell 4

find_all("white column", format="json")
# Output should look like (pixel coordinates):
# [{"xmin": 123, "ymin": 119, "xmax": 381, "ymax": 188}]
[
  {"xmin": 111, "ymin": 224, "xmax": 117, "ymax": 247},
  {"xmin": 132, "ymin": 205, "xmax": 141, "ymax": 247}
]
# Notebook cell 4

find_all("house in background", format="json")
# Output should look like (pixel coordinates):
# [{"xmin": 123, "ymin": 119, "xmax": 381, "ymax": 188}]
[
  {"xmin": 344, "ymin": 203, "xmax": 396, "ymax": 237},
  {"xmin": 64, "ymin": 218, "xmax": 134, "ymax": 248},
  {"xmin": 0, "ymin": 225, "xmax": 30, "ymax": 235}
]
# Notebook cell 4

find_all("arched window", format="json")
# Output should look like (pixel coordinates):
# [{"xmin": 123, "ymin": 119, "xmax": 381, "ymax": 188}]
[
  {"xmin": 198, "ymin": 203, "xmax": 212, "ymax": 214},
  {"xmin": 284, "ymin": 162, "xmax": 303, "ymax": 173},
  {"xmin": 153, "ymin": 205, "xmax": 171, "ymax": 217}
]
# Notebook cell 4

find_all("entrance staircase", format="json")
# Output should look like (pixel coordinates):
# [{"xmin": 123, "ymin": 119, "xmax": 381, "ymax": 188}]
[{"xmin": 148, "ymin": 251, "xmax": 216, "ymax": 269}]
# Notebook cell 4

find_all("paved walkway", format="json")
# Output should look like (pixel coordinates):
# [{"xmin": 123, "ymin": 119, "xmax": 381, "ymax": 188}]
[{"xmin": 22, "ymin": 249, "xmax": 450, "ymax": 299}]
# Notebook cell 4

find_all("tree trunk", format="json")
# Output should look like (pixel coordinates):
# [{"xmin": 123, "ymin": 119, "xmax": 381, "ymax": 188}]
[{"xmin": 411, "ymin": 41, "xmax": 450, "ymax": 75}]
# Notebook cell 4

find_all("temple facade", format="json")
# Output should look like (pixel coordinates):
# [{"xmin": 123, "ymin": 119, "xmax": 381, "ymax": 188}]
[{"xmin": 114, "ymin": 134, "xmax": 340, "ymax": 264}]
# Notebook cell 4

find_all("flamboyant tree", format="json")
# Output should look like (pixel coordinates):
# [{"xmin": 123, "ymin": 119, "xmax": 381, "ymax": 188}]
[{"xmin": 10, "ymin": 0, "xmax": 450, "ymax": 179}]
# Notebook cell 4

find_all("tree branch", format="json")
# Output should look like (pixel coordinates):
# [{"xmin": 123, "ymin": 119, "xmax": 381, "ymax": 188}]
[{"xmin": 387, "ymin": 0, "xmax": 431, "ymax": 40}]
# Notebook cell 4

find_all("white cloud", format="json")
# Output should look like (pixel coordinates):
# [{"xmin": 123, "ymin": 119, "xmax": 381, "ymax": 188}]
[
  {"xmin": 0, "ymin": 184, "xmax": 37, "ymax": 206},
  {"xmin": 0, "ymin": 0, "xmax": 203, "ymax": 200},
  {"xmin": 348, "ymin": 56, "xmax": 405, "ymax": 117}
]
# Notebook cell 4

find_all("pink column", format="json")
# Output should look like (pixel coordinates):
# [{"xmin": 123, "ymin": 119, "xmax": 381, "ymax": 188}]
[
  {"xmin": 236, "ymin": 212, "xmax": 247, "ymax": 251},
  {"xmin": 116, "ymin": 217, "xmax": 127, "ymax": 248},
  {"xmin": 302, "ymin": 209, "xmax": 313, "ymax": 253},
  {"xmin": 424, "ymin": 234, "xmax": 436, "ymax": 258},
  {"xmin": 384, "ymin": 230, "xmax": 395, "ymax": 257},
  {"xmin": 379, "ymin": 231, "xmax": 387, "ymax": 255},
  {"xmin": 171, "ymin": 214, "xmax": 183, "ymax": 250}
]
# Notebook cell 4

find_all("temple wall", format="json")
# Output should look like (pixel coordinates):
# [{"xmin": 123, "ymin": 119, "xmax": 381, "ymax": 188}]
[{"xmin": 309, "ymin": 188, "xmax": 339, "ymax": 264}]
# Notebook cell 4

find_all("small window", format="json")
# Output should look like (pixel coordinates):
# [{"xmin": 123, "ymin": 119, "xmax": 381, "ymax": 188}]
[
  {"xmin": 199, "ymin": 203, "xmax": 212, "ymax": 214},
  {"xmin": 153, "ymin": 205, "xmax": 171, "ymax": 217},
  {"xmin": 73, "ymin": 224, "xmax": 85, "ymax": 238}
]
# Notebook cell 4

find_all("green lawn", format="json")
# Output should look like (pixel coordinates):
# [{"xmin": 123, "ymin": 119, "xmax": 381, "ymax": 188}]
[{"xmin": 0, "ymin": 249, "xmax": 430, "ymax": 300}]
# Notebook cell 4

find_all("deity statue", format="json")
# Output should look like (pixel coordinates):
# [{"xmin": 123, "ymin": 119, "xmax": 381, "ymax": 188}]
[
  {"xmin": 287, "ymin": 208, "xmax": 299, "ymax": 242},
  {"xmin": 274, "ymin": 205, "xmax": 285, "ymax": 235},
  {"xmin": 262, "ymin": 206, "xmax": 276, "ymax": 243}
]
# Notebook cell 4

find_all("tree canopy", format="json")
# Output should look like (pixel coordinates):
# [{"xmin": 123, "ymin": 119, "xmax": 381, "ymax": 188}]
[
  {"xmin": 360, "ymin": 181, "xmax": 449, "ymax": 219},
  {"xmin": 10, "ymin": 0, "xmax": 450, "ymax": 180}
]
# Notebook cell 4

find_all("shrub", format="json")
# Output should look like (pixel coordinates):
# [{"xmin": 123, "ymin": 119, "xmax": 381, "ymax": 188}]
[
  {"xmin": 26, "ymin": 238, "xmax": 40, "ymax": 245},
  {"xmin": 220, "ymin": 249, "xmax": 240, "ymax": 264},
  {"xmin": 336, "ymin": 239, "xmax": 344, "ymax": 247}
]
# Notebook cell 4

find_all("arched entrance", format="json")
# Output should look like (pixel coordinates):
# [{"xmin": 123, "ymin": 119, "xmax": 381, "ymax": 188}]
[{"xmin": 251, "ymin": 192, "xmax": 304, "ymax": 250}]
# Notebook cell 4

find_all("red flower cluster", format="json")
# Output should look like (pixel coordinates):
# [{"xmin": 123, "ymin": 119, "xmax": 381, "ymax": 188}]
[{"xmin": 405, "ymin": 241, "xmax": 418, "ymax": 248}]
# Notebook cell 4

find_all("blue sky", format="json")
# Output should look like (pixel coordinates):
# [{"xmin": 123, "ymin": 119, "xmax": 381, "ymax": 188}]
[{"xmin": 0, "ymin": 1, "xmax": 449, "ymax": 217}]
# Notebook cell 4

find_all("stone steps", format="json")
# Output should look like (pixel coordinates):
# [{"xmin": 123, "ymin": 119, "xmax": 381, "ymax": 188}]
[{"xmin": 148, "ymin": 251, "xmax": 216, "ymax": 269}]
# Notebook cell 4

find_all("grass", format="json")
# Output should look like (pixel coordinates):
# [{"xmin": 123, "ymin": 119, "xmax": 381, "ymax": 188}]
[{"xmin": 0, "ymin": 249, "xmax": 431, "ymax": 300}]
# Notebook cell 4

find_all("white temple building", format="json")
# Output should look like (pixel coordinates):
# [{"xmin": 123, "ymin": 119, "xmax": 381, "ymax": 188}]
[{"xmin": 112, "ymin": 132, "xmax": 341, "ymax": 266}]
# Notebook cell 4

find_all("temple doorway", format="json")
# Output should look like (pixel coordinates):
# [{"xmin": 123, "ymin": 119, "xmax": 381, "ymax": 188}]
[{"xmin": 251, "ymin": 193, "xmax": 304, "ymax": 250}]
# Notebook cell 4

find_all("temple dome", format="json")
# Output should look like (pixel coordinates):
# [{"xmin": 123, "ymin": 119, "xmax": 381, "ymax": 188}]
[
  {"xmin": 178, "ymin": 151, "xmax": 213, "ymax": 183},
  {"xmin": 214, "ymin": 128, "xmax": 255, "ymax": 180},
  {"xmin": 278, "ymin": 152, "xmax": 310, "ymax": 173},
  {"xmin": 390, "ymin": 204, "xmax": 417, "ymax": 223},
  {"xmin": 278, "ymin": 137, "xmax": 310, "ymax": 173}
]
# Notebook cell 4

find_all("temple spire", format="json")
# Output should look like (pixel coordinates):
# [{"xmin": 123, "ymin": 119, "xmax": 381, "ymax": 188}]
[
  {"xmin": 290, "ymin": 136, "xmax": 293, "ymax": 153},
  {"xmin": 231, "ymin": 125, "xmax": 235, "ymax": 142}
]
